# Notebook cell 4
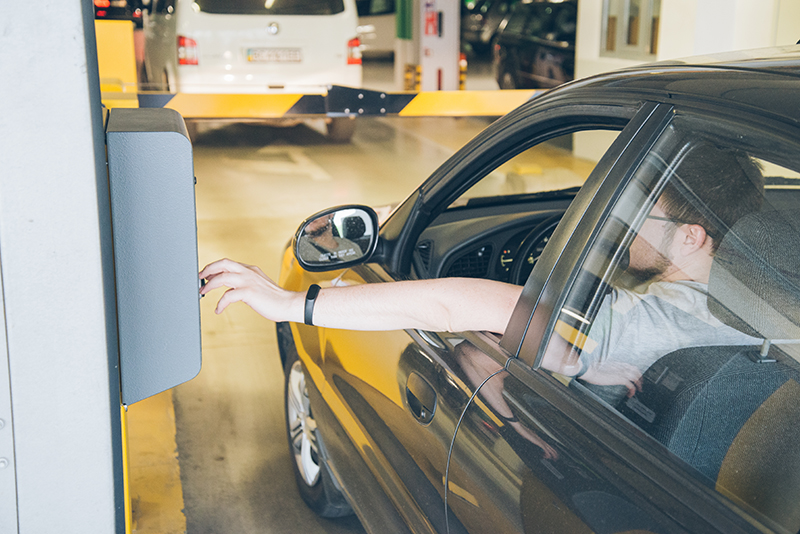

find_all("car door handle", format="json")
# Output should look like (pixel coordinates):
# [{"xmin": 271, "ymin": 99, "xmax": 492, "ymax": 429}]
[{"xmin": 406, "ymin": 372, "xmax": 436, "ymax": 424}]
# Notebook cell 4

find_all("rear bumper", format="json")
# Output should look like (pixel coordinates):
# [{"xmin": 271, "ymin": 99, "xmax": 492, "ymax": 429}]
[{"xmin": 175, "ymin": 66, "xmax": 362, "ymax": 94}]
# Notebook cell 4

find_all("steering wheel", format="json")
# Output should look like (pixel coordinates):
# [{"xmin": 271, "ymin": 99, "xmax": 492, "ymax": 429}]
[{"xmin": 510, "ymin": 216, "xmax": 562, "ymax": 285}]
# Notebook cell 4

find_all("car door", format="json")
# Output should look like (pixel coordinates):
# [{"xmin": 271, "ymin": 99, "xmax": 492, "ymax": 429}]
[
  {"xmin": 446, "ymin": 99, "xmax": 800, "ymax": 533},
  {"xmin": 318, "ymin": 99, "xmax": 640, "ymax": 532}
]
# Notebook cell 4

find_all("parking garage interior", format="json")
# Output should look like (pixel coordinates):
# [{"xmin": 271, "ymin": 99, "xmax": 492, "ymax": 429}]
[{"xmin": 2, "ymin": 1, "xmax": 800, "ymax": 533}]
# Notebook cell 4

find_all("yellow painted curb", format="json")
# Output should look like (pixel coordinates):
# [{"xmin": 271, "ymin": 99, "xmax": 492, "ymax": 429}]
[{"xmin": 126, "ymin": 390, "xmax": 187, "ymax": 534}]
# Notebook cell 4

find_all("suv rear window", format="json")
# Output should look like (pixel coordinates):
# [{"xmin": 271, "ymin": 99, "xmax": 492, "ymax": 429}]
[{"xmin": 195, "ymin": 0, "xmax": 345, "ymax": 15}]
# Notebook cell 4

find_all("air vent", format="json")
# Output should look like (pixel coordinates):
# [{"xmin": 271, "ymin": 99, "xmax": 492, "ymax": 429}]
[
  {"xmin": 416, "ymin": 240, "xmax": 433, "ymax": 269},
  {"xmin": 445, "ymin": 245, "xmax": 493, "ymax": 278}
]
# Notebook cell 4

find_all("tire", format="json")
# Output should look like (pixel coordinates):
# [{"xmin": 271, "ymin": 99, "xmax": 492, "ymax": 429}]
[
  {"xmin": 326, "ymin": 117, "xmax": 357, "ymax": 143},
  {"xmin": 284, "ymin": 346, "xmax": 353, "ymax": 518}
]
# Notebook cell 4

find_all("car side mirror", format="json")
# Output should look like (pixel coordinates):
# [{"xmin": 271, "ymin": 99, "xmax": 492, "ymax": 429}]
[{"xmin": 292, "ymin": 205, "xmax": 379, "ymax": 272}]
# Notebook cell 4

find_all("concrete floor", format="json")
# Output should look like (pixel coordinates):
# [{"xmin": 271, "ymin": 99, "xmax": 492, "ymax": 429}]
[{"xmin": 125, "ymin": 57, "xmax": 500, "ymax": 534}]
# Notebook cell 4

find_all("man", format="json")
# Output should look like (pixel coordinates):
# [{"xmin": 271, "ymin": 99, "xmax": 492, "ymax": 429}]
[
  {"xmin": 541, "ymin": 144, "xmax": 765, "ymax": 404},
  {"xmin": 199, "ymin": 144, "xmax": 764, "ymax": 398}
]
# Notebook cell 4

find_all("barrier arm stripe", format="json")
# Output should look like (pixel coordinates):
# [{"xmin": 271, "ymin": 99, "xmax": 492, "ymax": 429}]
[
  {"xmin": 131, "ymin": 86, "xmax": 548, "ymax": 118},
  {"xmin": 398, "ymin": 89, "xmax": 540, "ymax": 117}
]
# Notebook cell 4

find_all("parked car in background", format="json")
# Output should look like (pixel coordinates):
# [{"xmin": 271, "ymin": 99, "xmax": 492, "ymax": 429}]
[
  {"xmin": 356, "ymin": 0, "xmax": 395, "ymax": 59},
  {"xmin": 493, "ymin": 0, "xmax": 576, "ymax": 89},
  {"xmin": 276, "ymin": 45, "xmax": 800, "ymax": 533},
  {"xmin": 461, "ymin": 0, "xmax": 515, "ymax": 55},
  {"xmin": 141, "ymin": 0, "xmax": 362, "ymax": 140}
]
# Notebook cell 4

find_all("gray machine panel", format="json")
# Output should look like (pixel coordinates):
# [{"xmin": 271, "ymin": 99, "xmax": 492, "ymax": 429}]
[{"xmin": 106, "ymin": 108, "xmax": 202, "ymax": 405}]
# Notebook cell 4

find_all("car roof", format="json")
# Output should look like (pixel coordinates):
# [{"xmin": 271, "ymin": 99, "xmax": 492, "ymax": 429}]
[
  {"xmin": 646, "ymin": 45, "xmax": 800, "ymax": 73},
  {"xmin": 544, "ymin": 45, "xmax": 800, "ymax": 125}
]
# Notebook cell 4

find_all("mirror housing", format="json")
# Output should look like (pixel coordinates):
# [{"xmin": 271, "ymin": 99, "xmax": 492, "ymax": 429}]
[{"xmin": 292, "ymin": 205, "xmax": 379, "ymax": 272}]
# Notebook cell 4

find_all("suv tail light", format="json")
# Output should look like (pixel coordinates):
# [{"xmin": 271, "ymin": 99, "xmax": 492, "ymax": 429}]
[
  {"xmin": 178, "ymin": 36, "xmax": 198, "ymax": 66},
  {"xmin": 347, "ymin": 37, "xmax": 362, "ymax": 65}
]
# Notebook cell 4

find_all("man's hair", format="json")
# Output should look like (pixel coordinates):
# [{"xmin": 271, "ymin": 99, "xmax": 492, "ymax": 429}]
[{"xmin": 659, "ymin": 143, "xmax": 764, "ymax": 252}]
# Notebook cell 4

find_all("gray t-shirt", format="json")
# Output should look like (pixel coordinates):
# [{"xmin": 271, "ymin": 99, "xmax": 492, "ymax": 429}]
[{"xmin": 580, "ymin": 280, "xmax": 758, "ymax": 406}]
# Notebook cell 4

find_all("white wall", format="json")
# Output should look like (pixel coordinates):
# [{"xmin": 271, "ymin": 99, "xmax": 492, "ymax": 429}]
[{"xmin": 576, "ymin": 0, "xmax": 799, "ymax": 80}]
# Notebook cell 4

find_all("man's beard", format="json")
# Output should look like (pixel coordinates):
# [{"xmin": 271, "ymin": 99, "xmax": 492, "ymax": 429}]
[
  {"xmin": 626, "ymin": 239, "xmax": 673, "ymax": 283},
  {"xmin": 306, "ymin": 221, "xmax": 331, "ymax": 238},
  {"xmin": 626, "ymin": 255, "xmax": 671, "ymax": 283}
]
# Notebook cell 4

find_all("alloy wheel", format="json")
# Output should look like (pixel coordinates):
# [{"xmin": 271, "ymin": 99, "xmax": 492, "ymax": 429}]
[{"xmin": 286, "ymin": 360, "xmax": 321, "ymax": 487}]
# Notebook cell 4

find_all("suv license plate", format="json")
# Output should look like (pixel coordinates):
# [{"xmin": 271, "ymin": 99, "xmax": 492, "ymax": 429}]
[{"xmin": 247, "ymin": 48, "xmax": 302, "ymax": 63}]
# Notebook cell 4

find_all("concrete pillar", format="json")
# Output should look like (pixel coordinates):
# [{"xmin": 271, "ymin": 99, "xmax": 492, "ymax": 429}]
[{"xmin": 0, "ymin": 0, "xmax": 124, "ymax": 532}]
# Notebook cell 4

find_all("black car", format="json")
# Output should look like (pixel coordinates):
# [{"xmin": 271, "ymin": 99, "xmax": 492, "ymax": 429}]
[
  {"xmin": 493, "ymin": 0, "xmax": 576, "ymax": 89},
  {"xmin": 461, "ymin": 0, "xmax": 516, "ymax": 55},
  {"xmin": 277, "ymin": 45, "xmax": 800, "ymax": 534}
]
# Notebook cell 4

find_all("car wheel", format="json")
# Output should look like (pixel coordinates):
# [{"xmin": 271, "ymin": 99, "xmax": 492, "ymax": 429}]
[
  {"xmin": 326, "ymin": 117, "xmax": 356, "ymax": 143},
  {"xmin": 284, "ymin": 347, "xmax": 353, "ymax": 517}
]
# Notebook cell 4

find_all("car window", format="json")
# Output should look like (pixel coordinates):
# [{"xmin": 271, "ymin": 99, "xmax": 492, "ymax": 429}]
[
  {"xmin": 356, "ymin": 0, "xmax": 393, "ymax": 16},
  {"xmin": 413, "ymin": 129, "xmax": 620, "ymax": 283},
  {"xmin": 451, "ymin": 130, "xmax": 618, "ymax": 206},
  {"xmin": 194, "ymin": 0, "xmax": 345, "ymax": 16},
  {"xmin": 537, "ymin": 113, "xmax": 800, "ymax": 532}
]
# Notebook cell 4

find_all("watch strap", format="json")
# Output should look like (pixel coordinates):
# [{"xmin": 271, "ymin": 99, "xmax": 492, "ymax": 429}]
[{"xmin": 304, "ymin": 284, "xmax": 321, "ymax": 326}]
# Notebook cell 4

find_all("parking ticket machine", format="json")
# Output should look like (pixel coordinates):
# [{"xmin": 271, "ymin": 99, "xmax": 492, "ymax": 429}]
[{"xmin": 105, "ymin": 108, "xmax": 202, "ymax": 405}]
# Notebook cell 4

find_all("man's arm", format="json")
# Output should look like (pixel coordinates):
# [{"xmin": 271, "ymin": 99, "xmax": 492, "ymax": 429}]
[{"xmin": 199, "ymin": 258, "xmax": 522, "ymax": 334}]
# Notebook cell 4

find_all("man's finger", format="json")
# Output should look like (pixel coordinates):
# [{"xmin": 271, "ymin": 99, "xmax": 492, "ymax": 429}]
[
  {"xmin": 200, "ymin": 272, "xmax": 244, "ymax": 294},
  {"xmin": 199, "ymin": 258, "xmax": 244, "ymax": 279},
  {"xmin": 215, "ymin": 288, "xmax": 243, "ymax": 314}
]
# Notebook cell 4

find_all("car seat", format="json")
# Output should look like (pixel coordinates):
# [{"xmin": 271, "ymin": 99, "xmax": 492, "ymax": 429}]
[{"xmin": 617, "ymin": 209, "xmax": 800, "ymax": 532}]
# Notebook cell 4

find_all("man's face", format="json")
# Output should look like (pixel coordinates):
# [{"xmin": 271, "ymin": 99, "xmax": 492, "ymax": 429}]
[
  {"xmin": 305, "ymin": 215, "xmax": 333, "ymax": 237},
  {"xmin": 627, "ymin": 202, "xmax": 677, "ymax": 283}
]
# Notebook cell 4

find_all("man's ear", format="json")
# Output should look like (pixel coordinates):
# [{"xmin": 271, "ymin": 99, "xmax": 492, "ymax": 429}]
[{"xmin": 679, "ymin": 224, "xmax": 709, "ymax": 254}]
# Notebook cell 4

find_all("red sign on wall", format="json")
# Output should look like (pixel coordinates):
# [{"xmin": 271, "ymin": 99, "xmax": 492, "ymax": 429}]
[{"xmin": 425, "ymin": 11, "xmax": 438, "ymax": 36}]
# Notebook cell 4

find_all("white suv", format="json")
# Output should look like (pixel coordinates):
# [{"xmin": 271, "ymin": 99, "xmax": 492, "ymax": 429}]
[{"xmin": 142, "ymin": 0, "xmax": 363, "ymax": 138}]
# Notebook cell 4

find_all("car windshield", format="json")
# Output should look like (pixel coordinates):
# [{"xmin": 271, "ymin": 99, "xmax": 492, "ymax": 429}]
[{"xmin": 194, "ymin": 0, "xmax": 345, "ymax": 15}]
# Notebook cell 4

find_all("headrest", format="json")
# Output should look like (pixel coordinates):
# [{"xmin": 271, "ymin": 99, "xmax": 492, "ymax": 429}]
[
  {"xmin": 343, "ymin": 216, "xmax": 366, "ymax": 239},
  {"xmin": 708, "ymin": 210, "xmax": 800, "ymax": 340}
]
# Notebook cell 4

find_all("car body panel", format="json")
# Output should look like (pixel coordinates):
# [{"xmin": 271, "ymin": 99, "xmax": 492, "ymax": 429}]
[{"xmin": 356, "ymin": 0, "xmax": 395, "ymax": 57}]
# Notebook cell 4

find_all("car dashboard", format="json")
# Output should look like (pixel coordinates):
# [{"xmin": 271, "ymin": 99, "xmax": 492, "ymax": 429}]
[{"xmin": 412, "ymin": 189, "xmax": 578, "ymax": 285}]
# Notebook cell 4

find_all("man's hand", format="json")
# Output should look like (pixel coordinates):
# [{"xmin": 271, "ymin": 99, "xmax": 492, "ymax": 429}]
[
  {"xmin": 580, "ymin": 360, "xmax": 643, "ymax": 398},
  {"xmin": 199, "ymin": 258, "xmax": 304, "ymax": 323}
]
